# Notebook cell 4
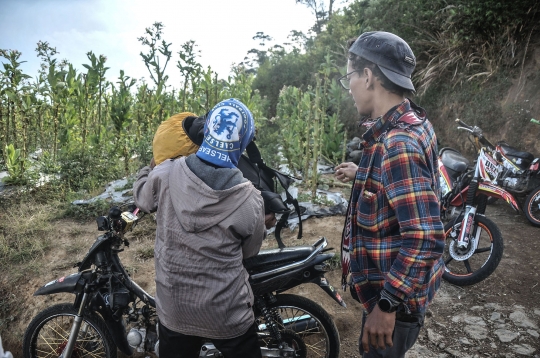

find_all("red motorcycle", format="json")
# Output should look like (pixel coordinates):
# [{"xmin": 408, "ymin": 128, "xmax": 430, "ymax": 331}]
[
  {"xmin": 438, "ymin": 119, "xmax": 521, "ymax": 286},
  {"xmin": 488, "ymin": 119, "xmax": 540, "ymax": 227}
]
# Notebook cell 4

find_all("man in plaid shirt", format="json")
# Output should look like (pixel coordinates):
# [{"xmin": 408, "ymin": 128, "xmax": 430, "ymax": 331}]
[{"xmin": 335, "ymin": 31, "xmax": 445, "ymax": 357}]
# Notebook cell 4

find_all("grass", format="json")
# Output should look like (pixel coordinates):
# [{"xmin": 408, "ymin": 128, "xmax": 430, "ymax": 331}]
[
  {"xmin": 297, "ymin": 191, "xmax": 338, "ymax": 206},
  {"xmin": 0, "ymin": 199, "xmax": 55, "ymax": 267},
  {"xmin": 135, "ymin": 246, "xmax": 155, "ymax": 262},
  {"xmin": 126, "ymin": 213, "xmax": 157, "ymax": 242},
  {"xmin": 61, "ymin": 198, "xmax": 112, "ymax": 221},
  {"xmin": 418, "ymin": 71, "xmax": 516, "ymax": 157}
]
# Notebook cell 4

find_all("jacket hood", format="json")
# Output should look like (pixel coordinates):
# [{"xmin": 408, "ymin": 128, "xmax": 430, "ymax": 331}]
[{"xmin": 168, "ymin": 157, "xmax": 255, "ymax": 233}]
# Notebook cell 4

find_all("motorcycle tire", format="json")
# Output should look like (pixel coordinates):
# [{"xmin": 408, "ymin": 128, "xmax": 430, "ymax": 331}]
[
  {"xmin": 22, "ymin": 303, "xmax": 117, "ymax": 358},
  {"xmin": 523, "ymin": 186, "xmax": 540, "ymax": 227},
  {"xmin": 442, "ymin": 214, "xmax": 503, "ymax": 286},
  {"xmin": 259, "ymin": 294, "xmax": 340, "ymax": 358}
]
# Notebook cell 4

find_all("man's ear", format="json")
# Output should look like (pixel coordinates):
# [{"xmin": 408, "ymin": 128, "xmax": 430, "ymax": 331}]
[{"xmin": 364, "ymin": 68, "xmax": 375, "ymax": 89}]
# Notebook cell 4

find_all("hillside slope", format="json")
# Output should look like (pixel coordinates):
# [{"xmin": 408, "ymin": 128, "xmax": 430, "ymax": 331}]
[{"xmin": 426, "ymin": 35, "xmax": 540, "ymax": 158}]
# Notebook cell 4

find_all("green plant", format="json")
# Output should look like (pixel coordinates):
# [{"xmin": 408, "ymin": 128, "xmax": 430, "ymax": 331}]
[
  {"xmin": 62, "ymin": 199, "xmax": 111, "ymax": 221},
  {"xmin": 275, "ymin": 55, "xmax": 346, "ymax": 202},
  {"xmin": 3, "ymin": 143, "xmax": 28, "ymax": 185},
  {"xmin": 326, "ymin": 253, "xmax": 341, "ymax": 271}
]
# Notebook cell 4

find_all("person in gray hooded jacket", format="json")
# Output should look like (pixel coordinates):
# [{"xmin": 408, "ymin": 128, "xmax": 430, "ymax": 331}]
[{"xmin": 133, "ymin": 99, "xmax": 274, "ymax": 358}]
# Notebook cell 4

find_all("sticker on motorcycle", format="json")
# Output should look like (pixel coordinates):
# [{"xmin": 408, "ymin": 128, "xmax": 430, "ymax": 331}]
[
  {"xmin": 478, "ymin": 149, "xmax": 501, "ymax": 182},
  {"xmin": 438, "ymin": 160, "xmax": 452, "ymax": 197}
]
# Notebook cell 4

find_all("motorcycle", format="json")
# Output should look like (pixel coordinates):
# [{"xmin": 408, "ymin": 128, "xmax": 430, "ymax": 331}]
[
  {"xmin": 438, "ymin": 119, "xmax": 521, "ymax": 286},
  {"xmin": 22, "ymin": 205, "xmax": 345, "ymax": 358},
  {"xmin": 452, "ymin": 118, "xmax": 540, "ymax": 227},
  {"xmin": 487, "ymin": 119, "xmax": 540, "ymax": 227}
]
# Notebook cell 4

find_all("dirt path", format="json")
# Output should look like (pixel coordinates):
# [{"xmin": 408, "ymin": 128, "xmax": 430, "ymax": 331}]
[
  {"xmin": 277, "ymin": 201, "xmax": 540, "ymax": 357},
  {"xmin": 2, "ymin": 200, "xmax": 540, "ymax": 357}
]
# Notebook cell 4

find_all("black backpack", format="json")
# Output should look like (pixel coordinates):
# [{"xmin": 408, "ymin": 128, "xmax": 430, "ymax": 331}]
[
  {"xmin": 238, "ymin": 142, "xmax": 303, "ymax": 248},
  {"xmin": 185, "ymin": 115, "xmax": 303, "ymax": 248}
]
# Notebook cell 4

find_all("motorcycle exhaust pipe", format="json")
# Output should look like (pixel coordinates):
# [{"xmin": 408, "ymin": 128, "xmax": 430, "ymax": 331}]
[
  {"xmin": 285, "ymin": 317, "xmax": 319, "ymax": 332},
  {"xmin": 258, "ymin": 315, "xmax": 319, "ymax": 333}
]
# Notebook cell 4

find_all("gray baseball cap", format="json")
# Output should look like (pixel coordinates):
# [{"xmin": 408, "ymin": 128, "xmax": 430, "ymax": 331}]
[{"xmin": 349, "ymin": 31, "xmax": 416, "ymax": 91}]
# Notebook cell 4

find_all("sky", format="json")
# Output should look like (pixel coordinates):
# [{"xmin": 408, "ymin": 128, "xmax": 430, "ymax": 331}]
[{"xmin": 0, "ymin": 0, "xmax": 316, "ymax": 87}]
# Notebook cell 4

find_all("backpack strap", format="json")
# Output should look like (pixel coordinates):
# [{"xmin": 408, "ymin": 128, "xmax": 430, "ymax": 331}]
[{"xmin": 245, "ymin": 142, "xmax": 303, "ymax": 246}]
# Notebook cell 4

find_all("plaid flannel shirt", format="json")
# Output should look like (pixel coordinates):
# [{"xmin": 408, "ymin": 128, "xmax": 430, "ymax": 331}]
[{"xmin": 342, "ymin": 99, "xmax": 444, "ymax": 313}]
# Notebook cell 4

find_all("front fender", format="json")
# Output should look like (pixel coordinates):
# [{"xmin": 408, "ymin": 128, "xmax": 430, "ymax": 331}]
[
  {"xmin": 478, "ymin": 182, "xmax": 521, "ymax": 212},
  {"xmin": 34, "ymin": 272, "xmax": 86, "ymax": 296}
]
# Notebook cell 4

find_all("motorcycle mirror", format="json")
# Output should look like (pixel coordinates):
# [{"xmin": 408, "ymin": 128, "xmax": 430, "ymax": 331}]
[
  {"xmin": 96, "ymin": 216, "xmax": 109, "ymax": 231},
  {"xmin": 109, "ymin": 206, "xmax": 122, "ymax": 220}
]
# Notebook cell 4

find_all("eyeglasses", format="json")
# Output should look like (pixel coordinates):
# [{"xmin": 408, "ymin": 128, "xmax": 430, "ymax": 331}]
[{"xmin": 338, "ymin": 70, "xmax": 361, "ymax": 90}]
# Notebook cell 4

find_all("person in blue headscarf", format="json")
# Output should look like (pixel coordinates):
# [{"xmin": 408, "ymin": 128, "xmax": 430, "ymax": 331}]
[{"xmin": 134, "ymin": 98, "xmax": 275, "ymax": 358}]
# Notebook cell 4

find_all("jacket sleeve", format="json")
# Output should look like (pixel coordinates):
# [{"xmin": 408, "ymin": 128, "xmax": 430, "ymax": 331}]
[
  {"xmin": 381, "ymin": 140, "xmax": 445, "ymax": 301},
  {"xmin": 133, "ymin": 166, "xmax": 158, "ymax": 213},
  {"xmin": 240, "ymin": 190, "xmax": 266, "ymax": 259}
]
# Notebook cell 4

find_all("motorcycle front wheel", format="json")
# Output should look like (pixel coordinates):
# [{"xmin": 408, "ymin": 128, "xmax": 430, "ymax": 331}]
[
  {"xmin": 524, "ymin": 186, "xmax": 540, "ymax": 227},
  {"xmin": 258, "ymin": 294, "xmax": 340, "ymax": 358},
  {"xmin": 23, "ymin": 303, "xmax": 116, "ymax": 358},
  {"xmin": 442, "ymin": 214, "xmax": 503, "ymax": 286}
]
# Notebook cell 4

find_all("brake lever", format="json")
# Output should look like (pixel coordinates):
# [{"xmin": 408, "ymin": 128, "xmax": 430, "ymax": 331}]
[
  {"xmin": 457, "ymin": 126, "xmax": 473, "ymax": 133},
  {"xmin": 471, "ymin": 126, "xmax": 483, "ymax": 137}
]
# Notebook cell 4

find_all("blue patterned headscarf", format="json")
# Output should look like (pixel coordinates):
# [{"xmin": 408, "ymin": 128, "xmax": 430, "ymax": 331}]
[{"xmin": 196, "ymin": 98, "xmax": 255, "ymax": 168}]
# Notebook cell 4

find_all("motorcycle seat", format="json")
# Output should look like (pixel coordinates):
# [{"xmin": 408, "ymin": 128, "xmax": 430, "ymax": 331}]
[
  {"xmin": 498, "ymin": 142, "xmax": 535, "ymax": 162},
  {"xmin": 440, "ymin": 147, "xmax": 470, "ymax": 173},
  {"xmin": 244, "ymin": 246, "xmax": 315, "ymax": 273}
]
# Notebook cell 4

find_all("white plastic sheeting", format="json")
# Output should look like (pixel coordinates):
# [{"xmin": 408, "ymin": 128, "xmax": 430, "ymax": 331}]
[
  {"xmin": 72, "ymin": 178, "xmax": 349, "ymax": 230},
  {"xmin": 71, "ymin": 177, "xmax": 134, "ymax": 205}
]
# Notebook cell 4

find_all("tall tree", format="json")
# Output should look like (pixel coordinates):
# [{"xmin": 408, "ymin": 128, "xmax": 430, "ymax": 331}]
[{"xmin": 295, "ymin": 0, "xmax": 338, "ymax": 33}]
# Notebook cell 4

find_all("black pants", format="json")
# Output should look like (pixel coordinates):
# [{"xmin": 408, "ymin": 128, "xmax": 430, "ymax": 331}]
[
  {"xmin": 158, "ymin": 321, "xmax": 262, "ymax": 358},
  {"xmin": 358, "ymin": 310, "xmax": 425, "ymax": 358},
  {"xmin": 350, "ymin": 288, "xmax": 424, "ymax": 358}
]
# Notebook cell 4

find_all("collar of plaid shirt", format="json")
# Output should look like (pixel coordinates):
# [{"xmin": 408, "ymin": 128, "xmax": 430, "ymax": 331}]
[{"xmin": 361, "ymin": 99, "xmax": 425, "ymax": 146}]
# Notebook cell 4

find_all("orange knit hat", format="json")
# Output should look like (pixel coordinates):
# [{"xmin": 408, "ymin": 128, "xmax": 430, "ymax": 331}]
[{"xmin": 152, "ymin": 112, "xmax": 200, "ymax": 165}]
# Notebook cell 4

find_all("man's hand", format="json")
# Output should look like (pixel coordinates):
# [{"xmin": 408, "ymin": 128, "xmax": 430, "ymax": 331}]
[
  {"xmin": 361, "ymin": 305, "xmax": 396, "ymax": 353},
  {"xmin": 335, "ymin": 162, "xmax": 358, "ymax": 183},
  {"xmin": 264, "ymin": 213, "xmax": 277, "ymax": 229}
]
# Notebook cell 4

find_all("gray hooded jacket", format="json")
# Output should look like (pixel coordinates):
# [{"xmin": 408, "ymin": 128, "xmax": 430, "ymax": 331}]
[{"xmin": 133, "ymin": 155, "xmax": 265, "ymax": 338}]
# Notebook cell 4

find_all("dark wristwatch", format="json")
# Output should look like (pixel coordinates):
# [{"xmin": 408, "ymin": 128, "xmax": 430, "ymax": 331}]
[
  {"xmin": 377, "ymin": 290, "xmax": 401, "ymax": 313},
  {"xmin": 377, "ymin": 296, "xmax": 398, "ymax": 313}
]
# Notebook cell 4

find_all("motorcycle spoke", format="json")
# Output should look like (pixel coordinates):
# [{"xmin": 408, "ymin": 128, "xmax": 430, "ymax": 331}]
[
  {"xmin": 464, "ymin": 260, "xmax": 473, "ymax": 273},
  {"xmin": 36, "ymin": 348, "xmax": 57, "ymax": 358},
  {"xmin": 33, "ymin": 314, "xmax": 106, "ymax": 358},
  {"xmin": 262, "ymin": 304, "xmax": 331, "ymax": 357},
  {"xmin": 445, "ymin": 257, "xmax": 454, "ymax": 265},
  {"xmin": 47, "ymin": 316, "xmax": 70, "ymax": 337},
  {"xmin": 474, "ymin": 246, "xmax": 491, "ymax": 253},
  {"xmin": 304, "ymin": 340, "xmax": 327, "ymax": 356}
]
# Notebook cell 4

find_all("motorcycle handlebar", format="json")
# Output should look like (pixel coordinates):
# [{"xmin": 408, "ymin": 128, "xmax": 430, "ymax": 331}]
[
  {"xmin": 455, "ymin": 118, "xmax": 473, "ymax": 130},
  {"xmin": 455, "ymin": 118, "xmax": 495, "ymax": 150}
]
